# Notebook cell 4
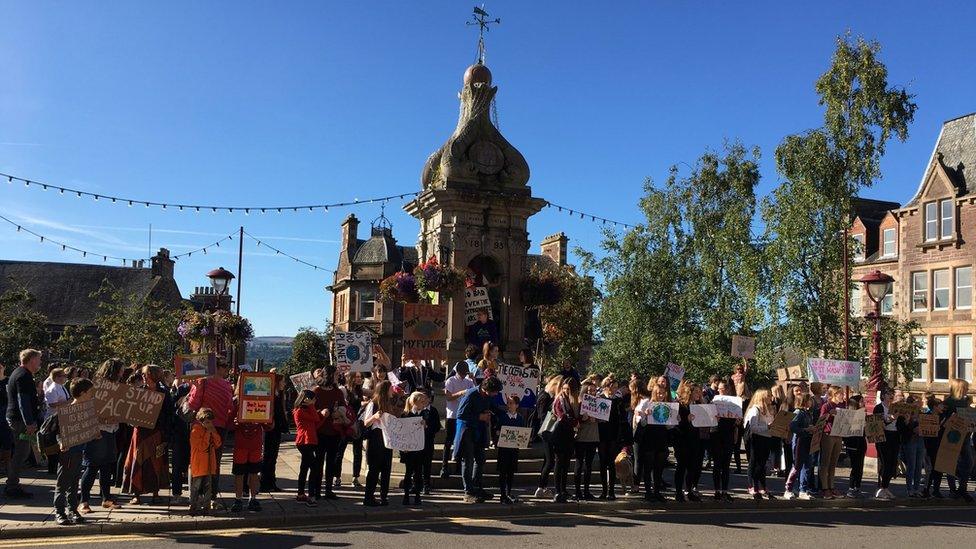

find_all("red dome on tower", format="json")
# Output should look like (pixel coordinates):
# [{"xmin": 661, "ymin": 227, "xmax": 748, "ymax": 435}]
[{"xmin": 463, "ymin": 63, "xmax": 492, "ymax": 86}]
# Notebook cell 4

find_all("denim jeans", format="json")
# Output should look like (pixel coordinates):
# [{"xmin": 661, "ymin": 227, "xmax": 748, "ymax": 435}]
[
  {"xmin": 901, "ymin": 437, "xmax": 925, "ymax": 492},
  {"xmin": 785, "ymin": 441, "xmax": 814, "ymax": 495},
  {"xmin": 459, "ymin": 428, "xmax": 485, "ymax": 495}
]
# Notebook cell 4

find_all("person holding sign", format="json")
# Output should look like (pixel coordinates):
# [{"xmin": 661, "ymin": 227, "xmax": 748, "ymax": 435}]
[
  {"xmin": 229, "ymin": 414, "xmax": 269, "ymax": 513},
  {"xmin": 453, "ymin": 377, "xmax": 503, "ymax": 503},
  {"xmin": 635, "ymin": 377, "xmax": 672, "ymax": 502},
  {"xmin": 441, "ymin": 361, "xmax": 476, "ymax": 480},
  {"xmin": 842, "ymin": 395, "xmax": 868, "ymax": 498},
  {"xmin": 710, "ymin": 380, "xmax": 738, "ymax": 502},
  {"xmin": 122, "ymin": 365, "xmax": 174, "ymax": 505},
  {"xmin": 50, "ymin": 379, "xmax": 95, "ymax": 525},
  {"xmin": 872, "ymin": 387, "xmax": 900, "ymax": 500},
  {"xmin": 574, "ymin": 380, "xmax": 600, "ymax": 501},
  {"xmin": 896, "ymin": 395, "xmax": 925, "ymax": 498},
  {"xmin": 465, "ymin": 309, "xmax": 498, "ymax": 353},
  {"xmin": 674, "ymin": 382, "xmax": 707, "ymax": 502},
  {"xmin": 184, "ymin": 361, "xmax": 234, "ymax": 510},
  {"xmin": 79, "ymin": 359, "xmax": 126, "ymax": 514},
  {"xmin": 744, "ymin": 388, "xmax": 776, "ymax": 500},
  {"xmin": 783, "ymin": 394, "xmax": 817, "ymax": 500},
  {"xmin": 399, "ymin": 392, "xmax": 431, "ymax": 506},
  {"xmin": 188, "ymin": 408, "xmax": 221, "ymax": 515},
  {"xmin": 496, "ymin": 395, "xmax": 526, "ymax": 504},
  {"xmin": 922, "ymin": 396, "xmax": 947, "ymax": 498},
  {"xmin": 550, "ymin": 377, "xmax": 581, "ymax": 503},
  {"xmin": 292, "ymin": 390, "xmax": 326, "ymax": 507},
  {"xmin": 817, "ymin": 387, "xmax": 847, "ymax": 499},
  {"xmin": 597, "ymin": 376, "xmax": 628, "ymax": 501},
  {"xmin": 942, "ymin": 379, "xmax": 974, "ymax": 502},
  {"xmin": 361, "ymin": 380, "xmax": 399, "ymax": 506}
]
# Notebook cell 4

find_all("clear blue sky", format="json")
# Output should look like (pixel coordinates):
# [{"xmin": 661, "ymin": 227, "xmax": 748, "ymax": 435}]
[{"xmin": 1, "ymin": 1, "xmax": 974, "ymax": 337}]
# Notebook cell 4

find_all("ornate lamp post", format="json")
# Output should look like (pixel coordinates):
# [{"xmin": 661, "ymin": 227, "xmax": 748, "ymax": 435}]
[
  {"xmin": 860, "ymin": 270, "xmax": 894, "ymax": 401},
  {"xmin": 206, "ymin": 267, "xmax": 235, "ymax": 312}
]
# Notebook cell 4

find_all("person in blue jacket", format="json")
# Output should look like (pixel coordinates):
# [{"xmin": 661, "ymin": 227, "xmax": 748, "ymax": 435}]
[{"xmin": 453, "ymin": 377, "xmax": 502, "ymax": 503}]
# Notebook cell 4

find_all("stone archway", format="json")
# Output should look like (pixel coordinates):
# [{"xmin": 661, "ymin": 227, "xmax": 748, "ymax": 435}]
[{"xmin": 467, "ymin": 253, "xmax": 505, "ymax": 348}]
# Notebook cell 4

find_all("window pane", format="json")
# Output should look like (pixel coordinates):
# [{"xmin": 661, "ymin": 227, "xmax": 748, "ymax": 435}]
[
  {"xmin": 881, "ymin": 286, "xmax": 894, "ymax": 315},
  {"xmin": 359, "ymin": 291, "xmax": 376, "ymax": 320},
  {"xmin": 914, "ymin": 335, "xmax": 928, "ymax": 381},
  {"xmin": 925, "ymin": 203, "xmax": 938, "ymax": 241},
  {"xmin": 957, "ymin": 335, "xmax": 973, "ymax": 382},
  {"xmin": 941, "ymin": 200, "xmax": 954, "ymax": 239},
  {"xmin": 883, "ymin": 228, "xmax": 896, "ymax": 256},
  {"xmin": 853, "ymin": 234, "xmax": 865, "ymax": 260},
  {"xmin": 912, "ymin": 272, "xmax": 928, "ymax": 311},
  {"xmin": 957, "ymin": 267, "xmax": 972, "ymax": 309},
  {"xmin": 934, "ymin": 269, "xmax": 950, "ymax": 309},
  {"xmin": 934, "ymin": 335, "xmax": 949, "ymax": 380}
]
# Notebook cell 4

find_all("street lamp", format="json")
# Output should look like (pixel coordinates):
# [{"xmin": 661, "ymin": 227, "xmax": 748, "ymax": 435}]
[
  {"xmin": 206, "ymin": 267, "xmax": 235, "ymax": 311},
  {"xmin": 860, "ymin": 270, "xmax": 894, "ymax": 397}
]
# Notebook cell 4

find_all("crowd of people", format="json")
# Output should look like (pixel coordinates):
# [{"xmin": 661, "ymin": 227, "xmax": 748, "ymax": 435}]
[{"xmin": 2, "ymin": 342, "xmax": 975, "ymax": 528}]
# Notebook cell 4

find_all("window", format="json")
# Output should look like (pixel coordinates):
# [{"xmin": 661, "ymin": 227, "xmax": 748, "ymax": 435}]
[
  {"xmin": 850, "ymin": 282, "xmax": 862, "ymax": 316},
  {"xmin": 941, "ymin": 199, "xmax": 954, "ymax": 239},
  {"xmin": 882, "ymin": 228, "xmax": 896, "ymax": 257},
  {"xmin": 934, "ymin": 335, "xmax": 949, "ymax": 381},
  {"xmin": 881, "ymin": 284, "xmax": 894, "ymax": 315},
  {"xmin": 913, "ymin": 335, "xmax": 928, "ymax": 382},
  {"xmin": 925, "ymin": 202, "xmax": 938, "ymax": 241},
  {"xmin": 911, "ymin": 271, "xmax": 928, "ymax": 312},
  {"xmin": 358, "ymin": 290, "xmax": 376, "ymax": 320},
  {"xmin": 852, "ymin": 233, "xmax": 865, "ymax": 261},
  {"xmin": 934, "ymin": 269, "xmax": 950, "ymax": 310},
  {"xmin": 956, "ymin": 266, "xmax": 972, "ymax": 310},
  {"xmin": 956, "ymin": 334, "xmax": 972, "ymax": 382}
]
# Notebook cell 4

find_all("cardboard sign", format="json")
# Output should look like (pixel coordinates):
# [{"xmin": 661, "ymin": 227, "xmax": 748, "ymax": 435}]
[
  {"xmin": 334, "ymin": 331, "xmax": 373, "ymax": 374},
  {"xmin": 237, "ymin": 372, "xmax": 274, "ymax": 424},
  {"xmin": 380, "ymin": 414, "xmax": 425, "ymax": 452},
  {"xmin": 580, "ymin": 394, "xmax": 612, "ymax": 422},
  {"xmin": 954, "ymin": 407, "xmax": 976, "ymax": 427},
  {"xmin": 174, "ymin": 353, "xmax": 216, "ymax": 381},
  {"xmin": 831, "ymin": 408, "xmax": 866, "ymax": 438},
  {"xmin": 497, "ymin": 363, "xmax": 541, "ymax": 407},
  {"xmin": 712, "ymin": 395, "xmax": 744, "ymax": 419},
  {"xmin": 497, "ymin": 426, "xmax": 532, "ymax": 449},
  {"xmin": 918, "ymin": 413, "xmax": 940, "ymax": 438},
  {"xmin": 890, "ymin": 401, "xmax": 917, "ymax": 418},
  {"xmin": 731, "ymin": 335, "xmax": 755, "ymax": 359},
  {"xmin": 806, "ymin": 358, "xmax": 861, "ymax": 387},
  {"xmin": 776, "ymin": 368, "xmax": 789, "ymax": 382},
  {"xmin": 935, "ymin": 414, "xmax": 975, "ymax": 474},
  {"xmin": 864, "ymin": 414, "xmax": 886, "ymax": 443},
  {"xmin": 636, "ymin": 400, "xmax": 679, "ymax": 426},
  {"xmin": 464, "ymin": 286, "xmax": 493, "ymax": 326},
  {"xmin": 402, "ymin": 303, "xmax": 448, "ymax": 360},
  {"xmin": 92, "ymin": 378, "xmax": 164, "ymax": 429},
  {"xmin": 665, "ymin": 363, "xmax": 685, "ymax": 394},
  {"xmin": 57, "ymin": 399, "xmax": 100, "ymax": 449},
  {"xmin": 290, "ymin": 371, "xmax": 316, "ymax": 393},
  {"xmin": 810, "ymin": 415, "xmax": 830, "ymax": 454},
  {"xmin": 372, "ymin": 344, "xmax": 392, "ymax": 368},
  {"xmin": 768, "ymin": 410, "xmax": 793, "ymax": 439},
  {"xmin": 690, "ymin": 404, "xmax": 718, "ymax": 428},
  {"xmin": 787, "ymin": 365, "xmax": 805, "ymax": 380}
]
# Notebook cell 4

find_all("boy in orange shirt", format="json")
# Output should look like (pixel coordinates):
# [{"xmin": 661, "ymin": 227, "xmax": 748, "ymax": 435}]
[{"xmin": 189, "ymin": 408, "xmax": 221, "ymax": 515}]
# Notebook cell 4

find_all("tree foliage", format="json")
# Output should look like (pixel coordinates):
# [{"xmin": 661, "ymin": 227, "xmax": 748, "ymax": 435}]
[
  {"xmin": 0, "ymin": 288, "xmax": 50, "ymax": 366},
  {"xmin": 533, "ymin": 265, "xmax": 599, "ymax": 373},
  {"xmin": 282, "ymin": 326, "xmax": 331, "ymax": 376}
]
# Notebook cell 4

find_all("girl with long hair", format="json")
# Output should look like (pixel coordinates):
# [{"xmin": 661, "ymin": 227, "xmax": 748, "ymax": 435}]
[
  {"xmin": 534, "ymin": 375, "xmax": 564, "ymax": 498},
  {"xmin": 675, "ymin": 381, "xmax": 706, "ymax": 502},
  {"xmin": 550, "ymin": 377, "xmax": 580, "ymax": 503},
  {"xmin": 637, "ymin": 377, "xmax": 671, "ymax": 502},
  {"xmin": 79, "ymin": 358, "xmax": 125, "ymax": 513},
  {"xmin": 744, "ymin": 387, "xmax": 775, "ymax": 499},
  {"xmin": 362, "ymin": 380, "xmax": 399, "ymax": 506}
]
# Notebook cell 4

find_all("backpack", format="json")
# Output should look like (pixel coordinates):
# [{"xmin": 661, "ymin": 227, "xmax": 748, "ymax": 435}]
[{"xmin": 37, "ymin": 414, "xmax": 61, "ymax": 456}]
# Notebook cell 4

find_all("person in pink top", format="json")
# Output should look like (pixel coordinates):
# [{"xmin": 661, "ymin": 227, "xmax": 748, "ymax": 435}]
[
  {"xmin": 185, "ymin": 362, "xmax": 235, "ymax": 509},
  {"xmin": 818, "ymin": 386, "xmax": 847, "ymax": 499}
]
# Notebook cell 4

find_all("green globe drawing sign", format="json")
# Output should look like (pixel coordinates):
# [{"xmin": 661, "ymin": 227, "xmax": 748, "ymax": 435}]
[{"xmin": 651, "ymin": 403, "xmax": 673, "ymax": 424}]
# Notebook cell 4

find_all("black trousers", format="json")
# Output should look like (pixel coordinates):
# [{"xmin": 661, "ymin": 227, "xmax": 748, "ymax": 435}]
[
  {"xmin": 364, "ymin": 429, "xmax": 392, "ymax": 502},
  {"xmin": 641, "ymin": 447, "xmax": 667, "ymax": 495},
  {"xmin": 846, "ymin": 443, "xmax": 866, "ymax": 490},
  {"xmin": 597, "ymin": 441, "xmax": 620, "ymax": 496},
  {"xmin": 711, "ymin": 438, "xmax": 733, "ymax": 492},
  {"xmin": 421, "ymin": 440, "xmax": 434, "ymax": 489},
  {"xmin": 574, "ymin": 441, "xmax": 598, "ymax": 495},
  {"xmin": 538, "ymin": 439, "xmax": 555, "ymax": 489},
  {"xmin": 442, "ymin": 418, "xmax": 458, "ymax": 474},
  {"xmin": 311, "ymin": 435, "xmax": 342, "ymax": 498},
  {"xmin": 337, "ymin": 435, "xmax": 364, "ymax": 480},
  {"xmin": 925, "ymin": 439, "xmax": 943, "ymax": 491},
  {"xmin": 749, "ymin": 436, "xmax": 772, "ymax": 490},
  {"xmin": 171, "ymin": 425, "xmax": 190, "ymax": 497},
  {"xmin": 877, "ymin": 438, "xmax": 899, "ymax": 489},
  {"xmin": 674, "ymin": 439, "xmax": 703, "ymax": 493},
  {"xmin": 402, "ymin": 453, "xmax": 423, "ymax": 498},
  {"xmin": 260, "ymin": 431, "xmax": 282, "ymax": 489},
  {"xmin": 297, "ymin": 444, "xmax": 316, "ymax": 494},
  {"xmin": 553, "ymin": 446, "xmax": 574, "ymax": 497},
  {"xmin": 497, "ymin": 448, "xmax": 518, "ymax": 497}
]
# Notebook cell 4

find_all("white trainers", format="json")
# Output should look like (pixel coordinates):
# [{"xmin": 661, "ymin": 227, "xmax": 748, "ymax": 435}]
[
  {"xmin": 534, "ymin": 487, "xmax": 546, "ymax": 498},
  {"xmin": 783, "ymin": 491, "xmax": 796, "ymax": 500},
  {"xmin": 798, "ymin": 492, "xmax": 813, "ymax": 500},
  {"xmin": 885, "ymin": 488, "xmax": 896, "ymax": 499}
]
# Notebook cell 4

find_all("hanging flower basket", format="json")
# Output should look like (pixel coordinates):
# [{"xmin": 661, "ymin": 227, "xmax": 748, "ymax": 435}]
[
  {"xmin": 379, "ymin": 271, "xmax": 420, "ymax": 303},
  {"xmin": 413, "ymin": 256, "xmax": 467, "ymax": 298},
  {"xmin": 178, "ymin": 309, "xmax": 254, "ymax": 346},
  {"xmin": 520, "ymin": 267, "xmax": 563, "ymax": 307}
]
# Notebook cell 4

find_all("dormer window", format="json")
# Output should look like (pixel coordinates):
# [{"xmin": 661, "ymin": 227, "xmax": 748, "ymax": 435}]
[
  {"xmin": 852, "ymin": 233, "xmax": 865, "ymax": 262},
  {"xmin": 925, "ymin": 199, "xmax": 955, "ymax": 242},
  {"xmin": 940, "ymin": 199, "xmax": 954, "ymax": 239},
  {"xmin": 925, "ymin": 202, "xmax": 938, "ymax": 241},
  {"xmin": 882, "ymin": 228, "xmax": 896, "ymax": 257}
]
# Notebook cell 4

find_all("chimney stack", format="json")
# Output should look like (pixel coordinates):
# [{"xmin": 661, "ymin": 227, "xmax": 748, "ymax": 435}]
[{"xmin": 541, "ymin": 232, "xmax": 569, "ymax": 266}]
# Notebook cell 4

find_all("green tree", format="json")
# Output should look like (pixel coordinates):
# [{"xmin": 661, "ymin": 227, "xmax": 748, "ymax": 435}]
[
  {"xmin": 282, "ymin": 326, "xmax": 331, "ymax": 376},
  {"xmin": 534, "ymin": 265, "xmax": 599, "ymax": 373},
  {"xmin": 52, "ymin": 324, "xmax": 105, "ymax": 367},
  {"xmin": 761, "ymin": 34, "xmax": 917, "ymax": 365},
  {"xmin": 84, "ymin": 282, "xmax": 183, "ymax": 366},
  {"xmin": 0, "ymin": 288, "xmax": 49, "ymax": 366}
]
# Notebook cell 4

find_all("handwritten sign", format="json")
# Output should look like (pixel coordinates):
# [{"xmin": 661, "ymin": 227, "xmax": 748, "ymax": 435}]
[
  {"xmin": 919, "ymin": 413, "xmax": 940, "ymax": 438},
  {"xmin": 690, "ymin": 404, "xmax": 718, "ymax": 427},
  {"xmin": 891, "ymin": 401, "xmax": 917, "ymax": 418},
  {"xmin": 831, "ymin": 408, "xmax": 865, "ymax": 438},
  {"xmin": 334, "ymin": 331, "xmax": 373, "ymax": 374},
  {"xmin": 174, "ymin": 353, "xmax": 216, "ymax": 381},
  {"xmin": 497, "ymin": 363, "xmax": 541, "ymax": 407},
  {"xmin": 935, "ymin": 414, "xmax": 975, "ymax": 474},
  {"xmin": 636, "ymin": 400, "xmax": 679, "ymax": 426},
  {"xmin": 290, "ymin": 371, "xmax": 316, "ymax": 393},
  {"xmin": 237, "ymin": 372, "xmax": 274, "ymax": 424},
  {"xmin": 864, "ymin": 414, "xmax": 886, "ymax": 443},
  {"xmin": 665, "ymin": 363, "xmax": 685, "ymax": 394},
  {"xmin": 580, "ymin": 394, "xmax": 612, "ymax": 422},
  {"xmin": 464, "ymin": 286, "xmax": 493, "ymax": 326},
  {"xmin": 810, "ymin": 415, "xmax": 830, "ymax": 454},
  {"xmin": 402, "ymin": 303, "xmax": 448, "ymax": 360},
  {"xmin": 712, "ymin": 395, "xmax": 744, "ymax": 419},
  {"xmin": 768, "ymin": 410, "xmax": 794, "ymax": 439},
  {"xmin": 93, "ymin": 378, "xmax": 164, "ymax": 429},
  {"xmin": 380, "ymin": 414, "xmax": 425, "ymax": 452},
  {"xmin": 497, "ymin": 426, "xmax": 532, "ymax": 449},
  {"xmin": 787, "ymin": 365, "xmax": 805, "ymax": 380},
  {"xmin": 57, "ymin": 399, "xmax": 100, "ymax": 449},
  {"xmin": 806, "ymin": 358, "xmax": 861, "ymax": 387},
  {"xmin": 776, "ymin": 368, "xmax": 789, "ymax": 382},
  {"xmin": 731, "ymin": 335, "xmax": 755, "ymax": 359}
]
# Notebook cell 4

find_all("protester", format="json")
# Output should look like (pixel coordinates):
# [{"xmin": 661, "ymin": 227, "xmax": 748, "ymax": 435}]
[
  {"xmin": 516, "ymin": 349, "xmax": 541, "ymax": 415},
  {"xmin": 497, "ymin": 394, "xmax": 525, "ymax": 504},
  {"xmin": 363, "ymin": 364, "xmax": 389, "ymax": 397},
  {"xmin": 465, "ymin": 309, "xmax": 498, "ymax": 352},
  {"xmin": 784, "ymin": 393, "xmax": 816, "ymax": 500},
  {"xmin": 399, "ymin": 392, "xmax": 428, "ymax": 506},
  {"xmin": 636, "ymin": 377, "xmax": 671, "ymax": 502},
  {"xmin": 43, "ymin": 367, "xmax": 70, "ymax": 475},
  {"xmin": 185, "ymin": 361, "xmax": 234, "ymax": 509},
  {"xmin": 79, "ymin": 359, "xmax": 125, "ymax": 513},
  {"xmin": 169, "ymin": 374, "xmax": 191, "ymax": 505},
  {"xmin": 312, "ymin": 366, "xmax": 347, "ymax": 501},
  {"xmin": 674, "ymin": 381, "xmax": 705, "ymax": 502},
  {"xmin": 818, "ymin": 386, "xmax": 846, "ymax": 499},
  {"xmin": 744, "ymin": 387, "xmax": 775, "ymax": 500},
  {"xmin": 942, "ymin": 378, "xmax": 974, "ymax": 502},
  {"xmin": 337, "ymin": 371, "xmax": 366, "ymax": 488},
  {"xmin": 442, "ymin": 361, "xmax": 475, "ymax": 479},
  {"xmin": 293, "ymin": 390, "xmax": 325, "ymax": 506},
  {"xmin": 362, "ymin": 380, "xmax": 399, "ymax": 506},
  {"xmin": 0, "ymin": 363, "xmax": 10, "ymax": 481},
  {"xmin": 260, "ymin": 372, "xmax": 289, "ymax": 493},
  {"xmin": 188, "ymin": 408, "xmax": 220, "ymax": 515},
  {"xmin": 897, "ymin": 395, "xmax": 924, "ymax": 497},
  {"xmin": 769, "ymin": 384, "xmax": 788, "ymax": 477},
  {"xmin": 557, "ymin": 360, "xmax": 581, "ymax": 384},
  {"xmin": 417, "ymin": 387, "xmax": 440, "ymax": 494},
  {"xmin": 477, "ymin": 343, "xmax": 500, "ymax": 380},
  {"xmin": 574, "ymin": 380, "xmax": 599, "ymax": 501},
  {"xmin": 53, "ymin": 378, "xmax": 95, "ymax": 526},
  {"xmin": 843, "ymin": 394, "xmax": 867, "ymax": 498},
  {"xmin": 627, "ymin": 377, "xmax": 648, "ymax": 493},
  {"xmin": 230, "ymin": 413, "xmax": 267, "ymax": 513},
  {"xmin": 597, "ymin": 376, "xmax": 628, "ymax": 500},
  {"xmin": 873, "ymin": 386, "xmax": 899, "ymax": 500},
  {"xmin": 5, "ymin": 349, "xmax": 43, "ymax": 499},
  {"xmin": 534, "ymin": 375, "xmax": 562, "ymax": 498},
  {"xmin": 454, "ymin": 377, "xmax": 502, "ymax": 503},
  {"xmin": 922, "ymin": 395, "xmax": 946, "ymax": 498},
  {"xmin": 122, "ymin": 365, "xmax": 174, "ymax": 504}
]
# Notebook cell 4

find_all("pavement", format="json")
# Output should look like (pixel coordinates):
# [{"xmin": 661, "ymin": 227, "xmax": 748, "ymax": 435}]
[{"xmin": 0, "ymin": 441, "xmax": 968, "ymax": 542}]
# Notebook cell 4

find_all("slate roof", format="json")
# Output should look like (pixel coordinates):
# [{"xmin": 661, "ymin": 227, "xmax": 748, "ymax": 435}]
[
  {"xmin": 351, "ymin": 227, "xmax": 418, "ymax": 269},
  {"xmin": 908, "ymin": 112, "xmax": 976, "ymax": 206}
]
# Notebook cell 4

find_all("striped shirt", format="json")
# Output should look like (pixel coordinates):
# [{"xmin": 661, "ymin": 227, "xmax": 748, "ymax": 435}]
[{"xmin": 187, "ymin": 377, "xmax": 236, "ymax": 429}]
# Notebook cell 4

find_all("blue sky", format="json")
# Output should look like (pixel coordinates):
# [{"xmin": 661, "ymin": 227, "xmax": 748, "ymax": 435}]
[{"xmin": 1, "ymin": 1, "xmax": 974, "ymax": 336}]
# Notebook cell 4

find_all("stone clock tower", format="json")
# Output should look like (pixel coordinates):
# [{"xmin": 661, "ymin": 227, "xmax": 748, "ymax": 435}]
[{"xmin": 404, "ymin": 62, "xmax": 546, "ymax": 358}]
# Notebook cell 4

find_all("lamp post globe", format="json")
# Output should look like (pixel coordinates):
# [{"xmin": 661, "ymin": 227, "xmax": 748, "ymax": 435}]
[
  {"xmin": 858, "ymin": 270, "xmax": 895, "ymax": 411},
  {"xmin": 207, "ymin": 267, "xmax": 235, "ymax": 296}
]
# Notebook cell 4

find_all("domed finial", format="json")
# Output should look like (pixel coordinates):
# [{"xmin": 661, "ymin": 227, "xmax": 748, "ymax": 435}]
[{"xmin": 464, "ymin": 63, "xmax": 492, "ymax": 86}]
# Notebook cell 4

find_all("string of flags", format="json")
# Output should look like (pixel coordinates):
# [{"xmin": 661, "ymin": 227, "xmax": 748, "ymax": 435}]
[
  {"xmin": 0, "ymin": 212, "xmax": 144, "ymax": 264},
  {"xmin": 544, "ymin": 201, "xmax": 636, "ymax": 229},
  {"xmin": 243, "ymin": 229, "xmax": 335, "ymax": 273},
  {"xmin": 171, "ymin": 232, "xmax": 239, "ymax": 260}
]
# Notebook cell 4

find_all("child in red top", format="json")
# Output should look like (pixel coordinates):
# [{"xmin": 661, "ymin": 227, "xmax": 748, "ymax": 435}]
[
  {"xmin": 293, "ymin": 389, "xmax": 327, "ymax": 506},
  {"xmin": 231, "ymin": 416, "xmax": 269, "ymax": 513}
]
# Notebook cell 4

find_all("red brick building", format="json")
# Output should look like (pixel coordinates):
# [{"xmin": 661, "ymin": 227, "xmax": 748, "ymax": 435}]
[{"xmin": 850, "ymin": 112, "xmax": 976, "ymax": 393}]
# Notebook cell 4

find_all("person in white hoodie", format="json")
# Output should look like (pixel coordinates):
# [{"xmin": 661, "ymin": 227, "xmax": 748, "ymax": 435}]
[{"xmin": 744, "ymin": 388, "xmax": 776, "ymax": 500}]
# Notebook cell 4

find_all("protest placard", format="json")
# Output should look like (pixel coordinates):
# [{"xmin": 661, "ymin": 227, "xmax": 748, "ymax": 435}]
[
  {"xmin": 237, "ymin": 371, "xmax": 275, "ymax": 424},
  {"xmin": 712, "ymin": 395, "xmax": 744, "ymax": 419},
  {"xmin": 334, "ymin": 331, "xmax": 373, "ymax": 374},
  {"xmin": 665, "ymin": 363, "xmax": 685, "ymax": 394},
  {"xmin": 918, "ymin": 413, "xmax": 940, "ymax": 438},
  {"xmin": 935, "ymin": 414, "xmax": 975, "ymax": 474},
  {"xmin": 93, "ymin": 378, "xmax": 165, "ymax": 429},
  {"xmin": 637, "ymin": 400, "xmax": 679, "ymax": 426},
  {"xmin": 580, "ymin": 394, "xmax": 612, "ymax": 422},
  {"xmin": 731, "ymin": 335, "xmax": 756, "ymax": 359},
  {"xmin": 464, "ymin": 286, "xmax": 493, "ymax": 326},
  {"xmin": 768, "ymin": 410, "xmax": 794, "ymax": 439},
  {"xmin": 864, "ymin": 414, "xmax": 886, "ymax": 443},
  {"xmin": 57, "ymin": 399, "xmax": 100, "ymax": 449},
  {"xmin": 787, "ymin": 364, "xmax": 805, "ymax": 380},
  {"xmin": 174, "ymin": 353, "xmax": 216, "ymax": 381},
  {"xmin": 806, "ymin": 358, "xmax": 861, "ymax": 387},
  {"xmin": 690, "ymin": 404, "xmax": 718, "ymax": 428},
  {"xmin": 955, "ymin": 407, "xmax": 976, "ymax": 428},
  {"xmin": 776, "ymin": 368, "xmax": 788, "ymax": 382},
  {"xmin": 891, "ymin": 401, "xmax": 917, "ymax": 418},
  {"xmin": 497, "ymin": 363, "xmax": 541, "ymax": 407},
  {"xmin": 497, "ymin": 426, "xmax": 532, "ymax": 449},
  {"xmin": 810, "ymin": 415, "xmax": 830, "ymax": 454},
  {"xmin": 290, "ymin": 371, "xmax": 316, "ymax": 393},
  {"xmin": 402, "ymin": 303, "xmax": 448, "ymax": 360},
  {"xmin": 380, "ymin": 414, "xmax": 425, "ymax": 451},
  {"xmin": 831, "ymin": 408, "xmax": 865, "ymax": 438}
]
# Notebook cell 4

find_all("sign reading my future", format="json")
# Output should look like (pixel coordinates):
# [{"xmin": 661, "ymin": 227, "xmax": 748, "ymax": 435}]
[
  {"xmin": 402, "ymin": 303, "xmax": 448, "ymax": 360},
  {"xmin": 806, "ymin": 358, "xmax": 861, "ymax": 387}
]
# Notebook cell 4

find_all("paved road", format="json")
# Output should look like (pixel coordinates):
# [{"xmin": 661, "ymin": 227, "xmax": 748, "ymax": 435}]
[{"xmin": 5, "ymin": 505, "xmax": 973, "ymax": 549}]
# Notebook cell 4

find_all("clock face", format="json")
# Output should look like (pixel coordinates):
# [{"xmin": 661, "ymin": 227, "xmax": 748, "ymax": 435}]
[{"xmin": 469, "ymin": 140, "xmax": 504, "ymax": 175}]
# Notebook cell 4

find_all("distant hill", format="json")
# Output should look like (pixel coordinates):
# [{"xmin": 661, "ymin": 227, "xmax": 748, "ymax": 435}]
[{"xmin": 247, "ymin": 336, "xmax": 294, "ymax": 368}]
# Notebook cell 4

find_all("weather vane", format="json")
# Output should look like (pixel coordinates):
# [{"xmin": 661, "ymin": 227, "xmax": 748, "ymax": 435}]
[{"xmin": 466, "ymin": 5, "xmax": 500, "ymax": 64}]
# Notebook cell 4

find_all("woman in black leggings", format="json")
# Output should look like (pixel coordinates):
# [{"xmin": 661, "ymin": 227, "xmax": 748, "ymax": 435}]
[
  {"xmin": 873, "ymin": 388, "xmax": 899, "ymax": 499},
  {"xmin": 674, "ymin": 382, "xmax": 706, "ymax": 502},
  {"xmin": 362, "ymin": 380, "xmax": 398, "ymax": 506},
  {"xmin": 597, "ymin": 378, "xmax": 627, "ymax": 499},
  {"xmin": 744, "ymin": 388, "xmax": 776, "ymax": 499},
  {"xmin": 638, "ymin": 377, "xmax": 672, "ymax": 502},
  {"xmin": 550, "ymin": 378, "xmax": 580, "ymax": 503},
  {"xmin": 710, "ymin": 380, "xmax": 737, "ymax": 501}
]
